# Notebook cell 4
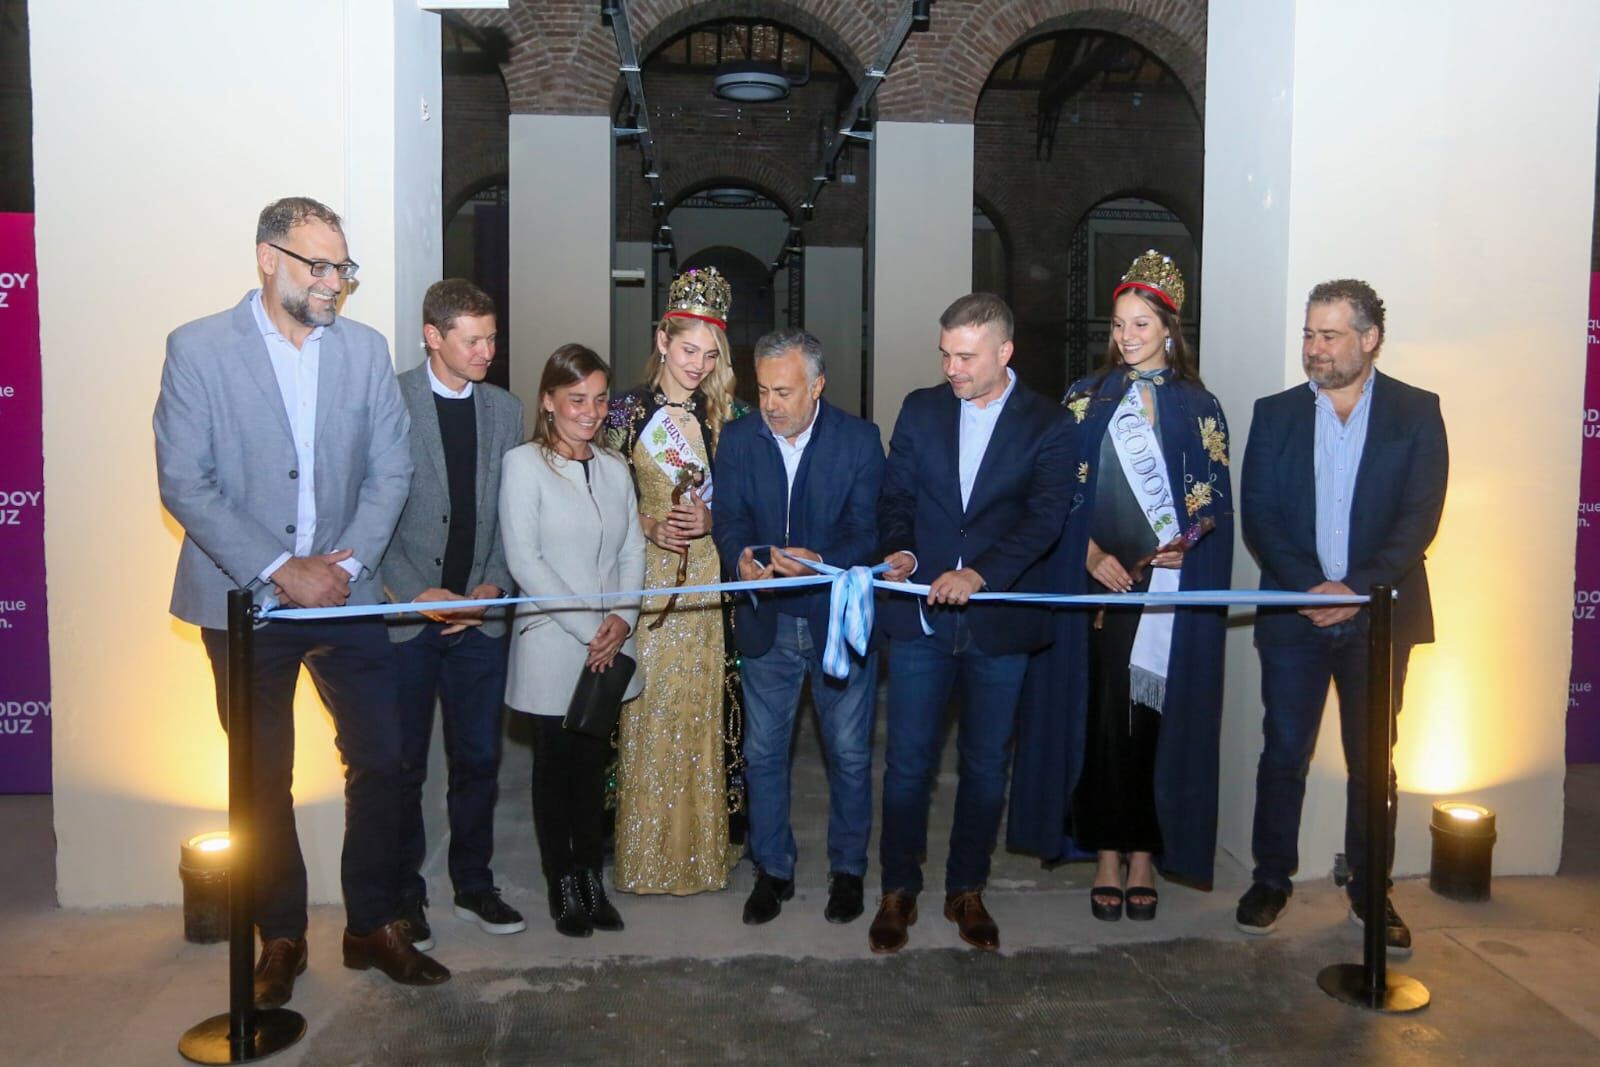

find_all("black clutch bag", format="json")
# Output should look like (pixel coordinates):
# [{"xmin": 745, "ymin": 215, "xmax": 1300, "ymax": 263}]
[{"xmin": 563, "ymin": 652, "xmax": 637, "ymax": 738}]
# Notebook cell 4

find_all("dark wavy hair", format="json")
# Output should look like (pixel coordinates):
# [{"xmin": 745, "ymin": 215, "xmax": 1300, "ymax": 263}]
[
  {"xmin": 1101, "ymin": 287, "xmax": 1201, "ymax": 385},
  {"xmin": 532, "ymin": 344, "xmax": 614, "ymax": 462}
]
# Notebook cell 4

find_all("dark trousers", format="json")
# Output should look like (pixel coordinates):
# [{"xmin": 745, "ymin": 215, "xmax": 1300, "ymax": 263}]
[
  {"xmin": 529, "ymin": 714, "xmax": 611, "ymax": 883},
  {"xmin": 880, "ymin": 624, "xmax": 1028, "ymax": 895},
  {"xmin": 1072, "ymin": 608, "xmax": 1163, "ymax": 855},
  {"xmin": 393, "ymin": 624, "xmax": 510, "ymax": 901},
  {"xmin": 201, "ymin": 618, "xmax": 403, "ymax": 939},
  {"xmin": 1251, "ymin": 622, "xmax": 1412, "ymax": 899}
]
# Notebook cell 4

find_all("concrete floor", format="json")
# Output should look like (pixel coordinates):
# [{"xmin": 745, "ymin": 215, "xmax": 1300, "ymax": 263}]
[{"xmin": 3, "ymin": 718, "xmax": 1599, "ymax": 1065}]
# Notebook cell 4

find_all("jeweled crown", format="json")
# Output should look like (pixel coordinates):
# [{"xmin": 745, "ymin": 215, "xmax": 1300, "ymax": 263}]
[
  {"xmin": 1113, "ymin": 249, "xmax": 1185, "ymax": 314},
  {"xmin": 664, "ymin": 267, "xmax": 733, "ymax": 329}
]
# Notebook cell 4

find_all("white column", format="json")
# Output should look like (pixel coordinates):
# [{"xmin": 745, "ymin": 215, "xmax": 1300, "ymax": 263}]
[
  {"xmin": 869, "ymin": 122, "xmax": 974, "ymax": 425},
  {"xmin": 508, "ymin": 115, "xmax": 613, "ymax": 406},
  {"xmin": 32, "ymin": 1, "xmax": 441, "ymax": 906},
  {"xmin": 1204, "ymin": 0, "xmax": 1600, "ymax": 880},
  {"xmin": 806, "ymin": 246, "xmax": 866, "ymax": 417}
]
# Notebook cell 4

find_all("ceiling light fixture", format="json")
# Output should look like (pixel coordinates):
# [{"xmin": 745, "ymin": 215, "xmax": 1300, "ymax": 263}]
[{"xmin": 713, "ymin": 61, "xmax": 791, "ymax": 102}]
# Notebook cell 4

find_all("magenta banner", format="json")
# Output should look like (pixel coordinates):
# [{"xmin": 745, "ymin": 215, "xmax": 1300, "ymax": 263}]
[
  {"xmin": 1571, "ymin": 273, "xmax": 1600, "ymax": 763},
  {"xmin": 0, "ymin": 213, "xmax": 50, "ymax": 793}
]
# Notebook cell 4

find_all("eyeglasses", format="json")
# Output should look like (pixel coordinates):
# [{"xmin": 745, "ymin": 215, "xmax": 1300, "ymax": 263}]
[{"xmin": 268, "ymin": 243, "xmax": 360, "ymax": 281}]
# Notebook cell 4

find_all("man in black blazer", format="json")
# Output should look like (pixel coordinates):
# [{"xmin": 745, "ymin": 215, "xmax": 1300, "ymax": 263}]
[
  {"xmin": 713, "ymin": 329, "xmax": 885, "ymax": 928},
  {"xmin": 1237, "ymin": 279, "xmax": 1448, "ymax": 954},
  {"xmin": 381, "ymin": 280, "xmax": 527, "ymax": 950},
  {"xmin": 868, "ymin": 293, "xmax": 1072, "ymax": 953}
]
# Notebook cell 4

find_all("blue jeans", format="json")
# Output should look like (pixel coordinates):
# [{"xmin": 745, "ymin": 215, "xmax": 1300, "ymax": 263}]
[
  {"xmin": 879, "ymin": 626, "xmax": 1028, "ymax": 895},
  {"xmin": 393, "ymin": 624, "xmax": 510, "ymax": 900},
  {"xmin": 740, "ymin": 616, "xmax": 877, "ymax": 880},
  {"xmin": 1251, "ymin": 622, "xmax": 1412, "ymax": 899}
]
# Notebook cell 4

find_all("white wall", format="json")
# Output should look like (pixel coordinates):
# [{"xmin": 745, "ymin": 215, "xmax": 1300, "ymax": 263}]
[
  {"xmin": 508, "ymin": 114, "xmax": 613, "ymax": 407},
  {"xmin": 869, "ymin": 122, "xmax": 974, "ymax": 425},
  {"xmin": 33, "ymin": 0, "xmax": 442, "ymax": 907},
  {"xmin": 1205, "ymin": 0, "xmax": 1600, "ymax": 880}
]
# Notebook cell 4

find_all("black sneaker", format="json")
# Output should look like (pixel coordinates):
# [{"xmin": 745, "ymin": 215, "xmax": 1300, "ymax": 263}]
[
  {"xmin": 1348, "ymin": 895, "xmax": 1413, "ymax": 958},
  {"xmin": 742, "ymin": 871, "xmax": 794, "ymax": 925},
  {"xmin": 1235, "ymin": 882, "xmax": 1289, "ymax": 935},
  {"xmin": 824, "ymin": 873, "xmax": 865, "ymax": 924},
  {"xmin": 453, "ymin": 887, "xmax": 527, "ymax": 936},
  {"xmin": 399, "ymin": 896, "xmax": 434, "ymax": 951}
]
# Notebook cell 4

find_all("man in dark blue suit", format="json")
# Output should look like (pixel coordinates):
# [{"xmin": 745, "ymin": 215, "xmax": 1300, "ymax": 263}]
[
  {"xmin": 1237, "ymin": 279, "xmax": 1448, "ymax": 955},
  {"xmin": 713, "ymin": 329, "xmax": 885, "ymax": 927},
  {"xmin": 868, "ymin": 293, "xmax": 1072, "ymax": 953}
]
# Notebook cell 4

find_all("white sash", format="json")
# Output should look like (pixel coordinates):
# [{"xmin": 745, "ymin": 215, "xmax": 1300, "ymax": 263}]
[
  {"xmin": 640, "ymin": 406, "xmax": 714, "ymax": 506},
  {"xmin": 1107, "ymin": 382, "xmax": 1179, "ymax": 712}
]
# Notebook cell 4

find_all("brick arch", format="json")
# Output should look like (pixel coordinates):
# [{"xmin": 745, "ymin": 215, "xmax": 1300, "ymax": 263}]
[
  {"xmin": 972, "ymin": 186, "xmax": 1018, "ymax": 261},
  {"xmin": 878, "ymin": 0, "xmax": 1206, "ymax": 122},
  {"xmin": 1063, "ymin": 184, "xmax": 1202, "ymax": 245},
  {"xmin": 662, "ymin": 155, "xmax": 805, "ymax": 221},
  {"xmin": 632, "ymin": 0, "xmax": 874, "ymax": 82},
  {"xmin": 465, "ymin": 1, "xmax": 876, "ymax": 116}
]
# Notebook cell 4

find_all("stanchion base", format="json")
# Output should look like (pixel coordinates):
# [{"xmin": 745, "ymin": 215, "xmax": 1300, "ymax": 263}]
[
  {"xmin": 1317, "ymin": 963, "xmax": 1430, "ymax": 1013},
  {"xmin": 178, "ymin": 1009, "xmax": 306, "ymax": 1064}
]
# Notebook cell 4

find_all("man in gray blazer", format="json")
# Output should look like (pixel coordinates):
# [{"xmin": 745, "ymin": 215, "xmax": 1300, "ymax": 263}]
[
  {"xmin": 381, "ymin": 279, "xmax": 526, "ymax": 948},
  {"xmin": 154, "ymin": 197, "xmax": 447, "ymax": 1008}
]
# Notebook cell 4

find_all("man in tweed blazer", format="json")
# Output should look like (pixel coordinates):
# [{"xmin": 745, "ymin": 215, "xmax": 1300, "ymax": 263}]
[
  {"xmin": 380, "ymin": 279, "xmax": 526, "ymax": 947},
  {"xmin": 154, "ymin": 197, "xmax": 445, "ymax": 1008}
]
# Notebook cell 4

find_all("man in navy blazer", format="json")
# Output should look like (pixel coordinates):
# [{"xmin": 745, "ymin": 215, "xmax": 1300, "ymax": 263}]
[
  {"xmin": 868, "ymin": 293, "xmax": 1072, "ymax": 954},
  {"xmin": 713, "ymin": 329, "xmax": 885, "ymax": 928},
  {"xmin": 1237, "ymin": 279, "xmax": 1448, "ymax": 954}
]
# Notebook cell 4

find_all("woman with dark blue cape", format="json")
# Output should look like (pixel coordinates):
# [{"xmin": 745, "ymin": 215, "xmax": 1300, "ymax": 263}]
[{"xmin": 1006, "ymin": 251, "xmax": 1233, "ymax": 918}]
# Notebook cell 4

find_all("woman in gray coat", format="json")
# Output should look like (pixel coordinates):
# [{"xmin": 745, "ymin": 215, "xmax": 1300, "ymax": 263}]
[{"xmin": 500, "ymin": 344, "xmax": 645, "ymax": 937}]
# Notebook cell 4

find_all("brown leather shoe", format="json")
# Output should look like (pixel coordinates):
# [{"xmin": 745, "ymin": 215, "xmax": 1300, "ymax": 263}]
[
  {"xmin": 253, "ymin": 936, "xmax": 307, "ymax": 1009},
  {"xmin": 867, "ymin": 892, "xmax": 918, "ymax": 954},
  {"xmin": 944, "ymin": 890, "xmax": 999, "ymax": 951},
  {"xmin": 342, "ymin": 920, "xmax": 451, "ymax": 986}
]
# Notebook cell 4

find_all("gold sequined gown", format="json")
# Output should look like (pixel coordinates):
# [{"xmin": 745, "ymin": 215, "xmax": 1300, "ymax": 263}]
[{"xmin": 614, "ymin": 413, "xmax": 734, "ymax": 894}]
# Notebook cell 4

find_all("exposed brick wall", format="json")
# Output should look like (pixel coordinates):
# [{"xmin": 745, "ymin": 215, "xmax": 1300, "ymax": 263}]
[
  {"xmin": 875, "ymin": 0, "xmax": 1206, "ymax": 121},
  {"xmin": 443, "ymin": 70, "xmax": 511, "ymax": 217},
  {"xmin": 465, "ymin": 1, "xmax": 1207, "ymax": 121},
  {"xmin": 452, "ymin": 0, "xmax": 1207, "ymax": 400}
]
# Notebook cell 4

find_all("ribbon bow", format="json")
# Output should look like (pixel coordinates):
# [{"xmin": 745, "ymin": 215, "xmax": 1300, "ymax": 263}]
[{"xmin": 774, "ymin": 550, "xmax": 885, "ymax": 680}]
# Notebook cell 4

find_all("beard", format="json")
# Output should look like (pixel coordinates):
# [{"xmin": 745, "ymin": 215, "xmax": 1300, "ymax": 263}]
[
  {"xmin": 1304, "ymin": 356, "xmax": 1364, "ymax": 390},
  {"xmin": 280, "ymin": 284, "xmax": 338, "ymax": 328}
]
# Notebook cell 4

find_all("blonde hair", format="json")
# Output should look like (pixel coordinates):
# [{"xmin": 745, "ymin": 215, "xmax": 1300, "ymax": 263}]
[{"xmin": 650, "ymin": 316, "xmax": 736, "ymax": 443}]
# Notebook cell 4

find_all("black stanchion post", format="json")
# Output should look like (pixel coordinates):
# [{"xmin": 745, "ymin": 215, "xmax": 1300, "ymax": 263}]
[
  {"xmin": 1317, "ymin": 583, "xmax": 1429, "ymax": 1013},
  {"xmin": 180, "ymin": 588, "xmax": 306, "ymax": 1063}
]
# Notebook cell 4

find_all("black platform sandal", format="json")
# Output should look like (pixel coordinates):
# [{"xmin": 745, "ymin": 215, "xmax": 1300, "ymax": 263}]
[
  {"xmin": 1090, "ymin": 886, "xmax": 1124, "ymax": 922},
  {"xmin": 1125, "ymin": 885, "xmax": 1158, "ymax": 921}
]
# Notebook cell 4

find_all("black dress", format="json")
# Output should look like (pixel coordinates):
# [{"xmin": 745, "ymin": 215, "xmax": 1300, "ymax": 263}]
[{"xmin": 1070, "ymin": 405, "xmax": 1164, "ymax": 855}]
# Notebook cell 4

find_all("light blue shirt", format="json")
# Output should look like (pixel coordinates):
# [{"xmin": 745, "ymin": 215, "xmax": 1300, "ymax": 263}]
[
  {"xmin": 1311, "ymin": 373, "xmax": 1374, "ymax": 582},
  {"xmin": 250, "ymin": 290, "xmax": 363, "ymax": 584},
  {"xmin": 919, "ymin": 368, "xmax": 1017, "ymax": 634},
  {"xmin": 957, "ymin": 367, "xmax": 1017, "ymax": 510}
]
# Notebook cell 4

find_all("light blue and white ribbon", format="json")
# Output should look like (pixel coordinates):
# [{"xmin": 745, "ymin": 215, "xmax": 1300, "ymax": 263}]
[{"xmin": 260, "ymin": 557, "xmax": 1375, "ymax": 682}]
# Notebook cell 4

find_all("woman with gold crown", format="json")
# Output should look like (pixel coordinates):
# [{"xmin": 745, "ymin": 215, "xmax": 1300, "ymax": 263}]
[
  {"xmin": 605, "ymin": 266, "xmax": 747, "ymax": 894},
  {"xmin": 1008, "ymin": 250, "xmax": 1233, "ymax": 919}
]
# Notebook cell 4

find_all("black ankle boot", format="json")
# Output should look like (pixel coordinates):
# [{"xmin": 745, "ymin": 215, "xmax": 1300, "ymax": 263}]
[
  {"xmin": 549, "ymin": 874, "xmax": 593, "ymax": 938},
  {"xmin": 577, "ymin": 867, "xmax": 624, "ymax": 931}
]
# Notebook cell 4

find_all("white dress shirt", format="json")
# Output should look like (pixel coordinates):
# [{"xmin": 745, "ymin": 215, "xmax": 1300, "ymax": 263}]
[
  {"xmin": 769, "ymin": 406, "xmax": 818, "ymax": 541},
  {"xmin": 250, "ymin": 290, "xmax": 363, "ymax": 583}
]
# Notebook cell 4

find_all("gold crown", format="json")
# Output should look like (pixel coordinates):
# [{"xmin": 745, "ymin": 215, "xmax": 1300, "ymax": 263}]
[
  {"xmin": 1114, "ymin": 249, "xmax": 1185, "ymax": 314},
  {"xmin": 664, "ymin": 267, "xmax": 733, "ymax": 328}
]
